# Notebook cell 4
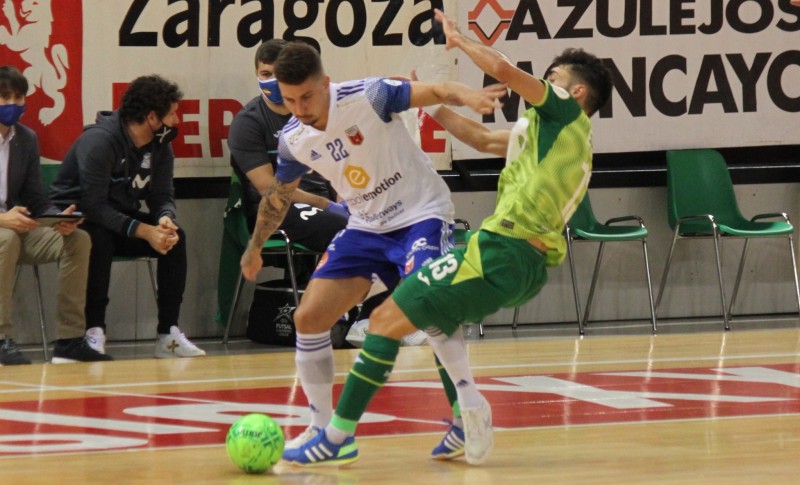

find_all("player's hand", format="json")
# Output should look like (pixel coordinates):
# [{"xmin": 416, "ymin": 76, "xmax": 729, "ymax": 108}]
[
  {"xmin": 434, "ymin": 8, "xmax": 462, "ymax": 50},
  {"xmin": 464, "ymin": 84, "xmax": 506, "ymax": 115},
  {"xmin": 241, "ymin": 247, "xmax": 263, "ymax": 282},
  {"xmin": 326, "ymin": 201, "xmax": 350, "ymax": 219},
  {"xmin": 0, "ymin": 206, "xmax": 38, "ymax": 233},
  {"xmin": 53, "ymin": 204, "xmax": 82, "ymax": 236}
]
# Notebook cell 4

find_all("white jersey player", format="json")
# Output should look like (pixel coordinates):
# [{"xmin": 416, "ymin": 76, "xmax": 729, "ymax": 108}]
[{"xmin": 239, "ymin": 42, "xmax": 504, "ymax": 461}]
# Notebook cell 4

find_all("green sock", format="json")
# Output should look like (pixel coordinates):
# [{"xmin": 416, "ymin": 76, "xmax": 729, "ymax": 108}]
[
  {"xmin": 436, "ymin": 355, "xmax": 461, "ymax": 419},
  {"xmin": 331, "ymin": 333, "xmax": 400, "ymax": 435}
]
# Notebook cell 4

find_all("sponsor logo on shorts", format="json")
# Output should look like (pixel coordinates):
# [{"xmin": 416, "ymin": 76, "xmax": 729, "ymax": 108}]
[
  {"xmin": 405, "ymin": 255, "xmax": 415, "ymax": 275},
  {"xmin": 410, "ymin": 237, "xmax": 440, "ymax": 254}
]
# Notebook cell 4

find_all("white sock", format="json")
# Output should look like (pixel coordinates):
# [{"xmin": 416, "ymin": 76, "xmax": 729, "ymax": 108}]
[
  {"xmin": 295, "ymin": 331, "xmax": 334, "ymax": 429},
  {"xmin": 324, "ymin": 424, "xmax": 349, "ymax": 445},
  {"xmin": 427, "ymin": 327, "xmax": 483, "ymax": 409}
]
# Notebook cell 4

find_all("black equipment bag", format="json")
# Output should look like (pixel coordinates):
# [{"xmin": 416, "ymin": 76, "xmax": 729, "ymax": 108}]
[
  {"xmin": 247, "ymin": 279, "xmax": 357, "ymax": 348},
  {"xmin": 247, "ymin": 280, "xmax": 299, "ymax": 346}
]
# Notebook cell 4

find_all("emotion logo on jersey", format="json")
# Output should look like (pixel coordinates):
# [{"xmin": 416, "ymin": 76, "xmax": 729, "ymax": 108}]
[
  {"xmin": 345, "ymin": 165, "xmax": 370, "ymax": 189},
  {"xmin": 345, "ymin": 125, "xmax": 364, "ymax": 145}
]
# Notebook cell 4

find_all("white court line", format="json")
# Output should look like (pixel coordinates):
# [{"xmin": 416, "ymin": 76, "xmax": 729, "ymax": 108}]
[{"xmin": 0, "ymin": 350, "xmax": 798, "ymax": 399}]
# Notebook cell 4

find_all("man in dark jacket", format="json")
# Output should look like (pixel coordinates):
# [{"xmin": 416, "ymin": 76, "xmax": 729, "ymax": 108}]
[
  {"xmin": 50, "ymin": 75, "xmax": 205, "ymax": 359},
  {"xmin": 0, "ymin": 65, "xmax": 110, "ymax": 364}
]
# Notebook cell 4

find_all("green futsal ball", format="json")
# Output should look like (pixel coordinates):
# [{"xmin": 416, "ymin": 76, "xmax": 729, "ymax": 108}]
[{"xmin": 226, "ymin": 413, "xmax": 285, "ymax": 474}]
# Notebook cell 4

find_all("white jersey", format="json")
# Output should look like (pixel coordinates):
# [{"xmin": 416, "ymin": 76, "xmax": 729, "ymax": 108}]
[{"xmin": 275, "ymin": 78, "xmax": 454, "ymax": 233}]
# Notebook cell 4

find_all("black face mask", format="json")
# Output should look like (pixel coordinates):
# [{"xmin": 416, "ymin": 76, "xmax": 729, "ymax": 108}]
[{"xmin": 153, "ymin": 123, "xmax": 178, "ymax": 145}]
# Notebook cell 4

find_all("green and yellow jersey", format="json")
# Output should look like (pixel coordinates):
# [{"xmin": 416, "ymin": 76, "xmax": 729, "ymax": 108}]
[{"xmin": 481, "ymin": 80, "xmax": 593, "ymax": 266}]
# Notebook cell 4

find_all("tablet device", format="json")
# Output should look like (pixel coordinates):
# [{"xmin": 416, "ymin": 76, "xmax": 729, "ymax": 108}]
[{"xmin": 35, "ymin": 213, "xmax": 84, "ymax": 226}]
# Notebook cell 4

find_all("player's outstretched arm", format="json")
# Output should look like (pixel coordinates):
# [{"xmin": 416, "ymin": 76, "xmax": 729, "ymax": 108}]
[
  {"xmin": 434, "ymin": 8, "xmax": 546, "ymax": 106},
  {"xmin": 409, "ymin": 80, "xmax": 505, "ymax": 115},
  {"xmin": 427, "ymin": 105, "xmax": 510, "ymax": 157},
  {"xmin": 409, "ymin": 70, "xmax": 508, "ymax": 156}
]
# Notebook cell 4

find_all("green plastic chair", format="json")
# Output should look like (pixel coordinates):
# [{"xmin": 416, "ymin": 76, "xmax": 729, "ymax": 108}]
[
  {"xmin": 564, "ymin": 193, "xmax": 656, "ymax": 335},
  {"xmin": 655, "ymin": 149, "xmax": 800, "ymax": 330},
  {"xmin": 221, "ymin": 172, "xmax": 322, "ymax": 344}
]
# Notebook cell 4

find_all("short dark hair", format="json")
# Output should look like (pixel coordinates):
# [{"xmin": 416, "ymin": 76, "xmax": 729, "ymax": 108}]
[
  {"xmin": 548, "ymin": 48, "xmax": 613, "ymax": 116},
  {"xmin": 0, "ymin": 66, "xmax": 28, "ymax": 98},
  {"xmin": 119, "ymin": 75, "xmax": 183, "ymax": 123},
  {"xmin": 273, "ymin": 42, "xmax": 323, "ymax": 86},
  {"xmin": 255, "ymin": 39, "xmax": 287, "ymax": 69}
]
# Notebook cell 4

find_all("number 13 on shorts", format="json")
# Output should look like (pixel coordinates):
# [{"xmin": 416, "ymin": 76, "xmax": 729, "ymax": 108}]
[{"xmin": 417, "ymin": 253, "xmax": 459, "ymax": 286}]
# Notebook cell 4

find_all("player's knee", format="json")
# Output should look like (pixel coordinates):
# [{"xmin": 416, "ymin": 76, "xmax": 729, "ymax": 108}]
[
  {"xmin": 292, "ymin": 304, "xmax": 333, "ymax": 333},
  {"xmin": 367, "ymin": 298, "xmax": 405, "ymax": 337}
]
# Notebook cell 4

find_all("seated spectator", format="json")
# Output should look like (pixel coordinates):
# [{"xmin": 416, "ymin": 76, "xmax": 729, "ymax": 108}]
[
  {"xmin": 49, "ymin": 75, "xmax": 204, "ymax": 359},
  {"xmin": 0, "ymin": 65, "xmax": 110, "ymax": 364}
]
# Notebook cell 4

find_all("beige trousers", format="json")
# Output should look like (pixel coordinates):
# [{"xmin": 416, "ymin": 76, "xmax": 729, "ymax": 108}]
[{"xmin": 0, "ymin": 226, "xmax": 90, "ymax": 340}]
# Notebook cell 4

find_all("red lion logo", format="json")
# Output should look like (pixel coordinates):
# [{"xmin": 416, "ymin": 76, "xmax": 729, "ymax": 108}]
[{"xmin": 0, "ymin": 0, "xmax": 82, "ymax": 160}]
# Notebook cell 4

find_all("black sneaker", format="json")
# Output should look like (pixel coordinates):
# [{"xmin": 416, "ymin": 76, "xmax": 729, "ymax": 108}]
[
  {"xmin": 51, "ymin": 337, "xmax": 114, "ymax": 364},
  {"xmin": 0, "ymin": 339, "xmax": 32, "ymax": 365}
]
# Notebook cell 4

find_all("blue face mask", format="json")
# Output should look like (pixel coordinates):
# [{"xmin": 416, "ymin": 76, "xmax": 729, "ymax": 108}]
[
  {"xmin": 258, "ymin": 77, "xmax": 283, "ymax": 104},
  {"xmin": 0, "ymin": 104, "xmax": 25, "ymax": 126}
]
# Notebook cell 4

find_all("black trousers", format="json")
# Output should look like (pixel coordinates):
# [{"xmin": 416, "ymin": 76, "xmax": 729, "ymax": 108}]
[{"xmin": 82, "ymin": 214, "xmax": 186, "ymax": 334}]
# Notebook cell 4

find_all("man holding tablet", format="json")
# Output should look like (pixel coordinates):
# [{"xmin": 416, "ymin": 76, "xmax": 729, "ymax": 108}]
[{"xmin": 0, "ymin": 65, "xmax": 111, "ymax": 364}]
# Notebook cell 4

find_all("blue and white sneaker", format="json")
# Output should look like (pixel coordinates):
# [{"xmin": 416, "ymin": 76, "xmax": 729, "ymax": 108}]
[
  {"xmin": 282, "ymin": 429, "xmax": 359, "ymax": 467},
  {"xmin": 431, "ymin": 420, "xmax": 465, "ymax": 460}
]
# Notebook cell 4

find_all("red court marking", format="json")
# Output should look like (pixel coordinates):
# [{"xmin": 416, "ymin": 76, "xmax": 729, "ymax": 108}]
[{"xmin": 1, "ymin": 363, "xmax": 798, "ymax": 455}]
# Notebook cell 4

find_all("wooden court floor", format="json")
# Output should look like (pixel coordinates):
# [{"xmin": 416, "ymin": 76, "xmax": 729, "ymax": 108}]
[{"xmin": 1, "ymin": 324, "xmax": 799, "ymax": 484}]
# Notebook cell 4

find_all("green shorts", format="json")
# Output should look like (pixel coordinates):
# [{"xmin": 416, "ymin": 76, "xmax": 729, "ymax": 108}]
[{"xmin": 393, "ymin": 230, "xmax": 548, "ymax": 336}]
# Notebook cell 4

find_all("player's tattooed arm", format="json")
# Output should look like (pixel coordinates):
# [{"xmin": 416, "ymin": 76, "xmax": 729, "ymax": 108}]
[
  {"xmin": 241, "ymin": 178, "xmax": 301, "ymax": 281},
  {"xmin": 248, "ymin": 178, "xmax": 299, "ymax": 251}
]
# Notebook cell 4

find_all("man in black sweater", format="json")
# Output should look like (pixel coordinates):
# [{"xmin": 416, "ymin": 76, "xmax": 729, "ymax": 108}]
[{"xmin": 50, "ymin": 75, "xmax": 204, "ymax": 359}]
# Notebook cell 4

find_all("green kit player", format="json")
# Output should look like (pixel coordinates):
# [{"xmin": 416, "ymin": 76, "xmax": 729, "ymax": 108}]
[{"xmin": 282, "ymin": 8, "xmax": 614, "ymax": 467}]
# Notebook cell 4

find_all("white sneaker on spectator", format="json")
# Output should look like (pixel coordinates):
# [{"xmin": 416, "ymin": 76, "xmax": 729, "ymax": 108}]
[
  {"xmin": 154, "ymin": 326, "xmax": 206, "ymax": 358},
  {"xmin": 85, "ymin": 327, "xmax": 107, "ymax": 354},
  {"xmin": 345, "ymin": 320, "xmax": 369, "ymax": 348},
  {"xmin": 284, "ymin": 425, "xmax": 321, "ymax": 450},
  {"xmin": 462, "ymin": 396, "xmax": 494, "ymax": 465},
  {"xmin": 401, "ymin": 330, "xmax": 428, "ymax": 347}
]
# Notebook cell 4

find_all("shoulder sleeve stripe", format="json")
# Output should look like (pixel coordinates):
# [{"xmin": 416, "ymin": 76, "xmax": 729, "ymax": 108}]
[
  {"xmin": 336, "ymin": 80, "xmax": 367, "ymax": 101},
  {"xmin": 285, "ymin": 118, "xmax": 301, "ymax": 131}
]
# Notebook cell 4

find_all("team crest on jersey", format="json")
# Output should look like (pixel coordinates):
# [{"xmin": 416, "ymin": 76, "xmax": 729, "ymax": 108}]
[{"xmin": 345, "ymin": 125, "xmax": 364, "ymax": 145}]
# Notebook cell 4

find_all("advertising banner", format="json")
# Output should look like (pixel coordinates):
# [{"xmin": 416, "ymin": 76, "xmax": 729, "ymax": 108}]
[{"xmin": 2, "ymin": 1, "xmax": 797, "ymax": 176}]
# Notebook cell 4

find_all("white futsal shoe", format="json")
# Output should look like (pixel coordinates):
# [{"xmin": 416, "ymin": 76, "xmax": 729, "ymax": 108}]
[
  {"xmin": 154, "ymin": 326, "xmax": 206, "ymax": 358},
  {"xmin": 461, "ymin": 396, "xmax": 494, "ymax": 465}
]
